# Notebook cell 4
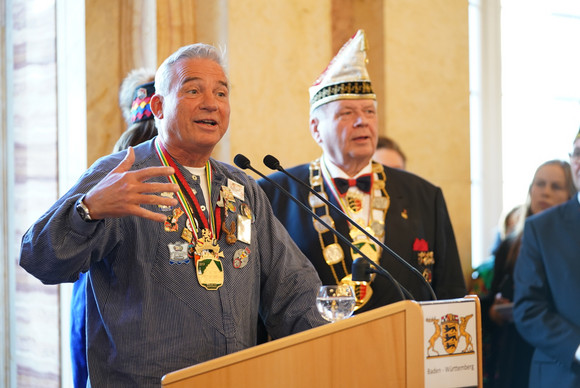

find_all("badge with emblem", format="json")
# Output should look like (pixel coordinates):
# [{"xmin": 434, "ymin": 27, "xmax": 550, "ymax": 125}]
[
  {"xmin": 222, "ymin": 220, "xmax": 237, "ymax": 245},
  {"xmin": 228, "ymin": 178, "xmax": 245, "ymax": 201},
  {"xmin": 340, "ymin": 276, "xmax": 372, "ymax": 311},
  {"xmin": 158, "ymin": 192, "xmax": 175, "ymax": 211},
  {"xmin": 345, "ymin": 191, "xmax": 363, "ymax": 213},
  {"xmin": 349, "ymin": 227, "xmax": 380, "ymax": 265},
  {"xmin": 237, "ymin": 213, "xmax": 252, "ymax": 244},
  {"xmin": 181, "ymin": 227, "xmax": 193, "ymax": 243},
  {"xmin": 233, "ymin": 247, "xmax": 250, "ymax": 268},
  {"xmin": 164, "ymin": 207, "xmax": 184, "ymax": 232},
  {"xmin": 240, "ymin": 203, "xmax": 253, "ymax": 220},
  {"xmin": 168, "ymin": 241, "xmax": 190, "ymax": 264},
  {"xmin": 217, "ymin": 186, "xmax": 236, "ymax": 214},
  {"xmin": 194, "ymin": 229, "xmax": 225, "ymax": 290}
]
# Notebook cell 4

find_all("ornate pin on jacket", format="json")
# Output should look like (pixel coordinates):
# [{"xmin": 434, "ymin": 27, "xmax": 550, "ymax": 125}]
[{"xmin": 413, "ymin": 238, "xmax": 435, "ymax": 283}]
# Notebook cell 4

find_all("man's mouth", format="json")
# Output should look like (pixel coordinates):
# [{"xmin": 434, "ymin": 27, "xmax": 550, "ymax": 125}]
[{"xmin": 195, "ymin": 119, "xmax": 218, "ymax": 126}]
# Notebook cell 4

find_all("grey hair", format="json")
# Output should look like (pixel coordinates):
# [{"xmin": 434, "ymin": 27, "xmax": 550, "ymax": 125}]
[{"xmin": 154, "ymin": 43, "xmax": 227, "ymax": 96}]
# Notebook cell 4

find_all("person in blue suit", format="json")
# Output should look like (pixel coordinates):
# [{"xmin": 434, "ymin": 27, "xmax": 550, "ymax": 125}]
[
  {"xmin": 258, "ymin": 30, "xmax": 466, "ymax": 311},
  {"xmin": 513, "ymin": 128, "xmax": 580, "ymax": 387}
]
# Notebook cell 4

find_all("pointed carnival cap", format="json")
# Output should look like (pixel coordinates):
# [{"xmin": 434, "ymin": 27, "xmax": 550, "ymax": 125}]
[
  {"xmin": 309, "ymin": 29, "xmax": 376, "ymax": 112},
  {"xmin": 575, "ymin": 126, "xmax": 580, "ymax": 142}
]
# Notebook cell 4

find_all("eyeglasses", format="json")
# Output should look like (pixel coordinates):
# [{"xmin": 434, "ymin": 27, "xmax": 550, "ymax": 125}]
[{"xmin": 569, "ymin": 149, "xmax": 580, "ymax": 161}]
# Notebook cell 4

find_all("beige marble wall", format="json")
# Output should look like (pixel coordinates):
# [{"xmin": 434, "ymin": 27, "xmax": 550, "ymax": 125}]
[
  {"xmin": 382, "ymin": 0, "xmax": 471, "ymax": 277},
  {"xmin": 227, "ymin": 0, "xmax": 330, "ymax": 169},
  {"xmin": 86, "ymin": 0, "xmax": 157, "ymax": 164}
]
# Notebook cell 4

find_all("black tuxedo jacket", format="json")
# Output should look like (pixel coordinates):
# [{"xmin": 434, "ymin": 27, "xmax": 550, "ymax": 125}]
[{"xmin": 258, "ymin": 163, "xmax": 466, "ymax": 312}]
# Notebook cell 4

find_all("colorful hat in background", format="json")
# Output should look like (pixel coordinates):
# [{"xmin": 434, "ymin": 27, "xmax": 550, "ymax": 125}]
[
  {"xmin": 575, "ymin": 126, "xmax": 580, "ymax": 142},
  {"xmin": 130, "ymin": 81, "xmax": 155, "ymax": 124},
  {"xmin": 309, "ymin": 29, "xmax": 376, "ymax": 112}
]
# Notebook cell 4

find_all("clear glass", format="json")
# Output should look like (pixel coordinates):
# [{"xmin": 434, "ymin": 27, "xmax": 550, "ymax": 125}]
[{"xmin": 316, "ymin": 284, "xmax": 356, "ymax": 323}]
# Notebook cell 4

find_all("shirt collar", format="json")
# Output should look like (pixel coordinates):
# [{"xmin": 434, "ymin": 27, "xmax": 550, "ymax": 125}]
[{"xmin": 321, "ymin": 154, "xmax": 372, "ymax": 179}]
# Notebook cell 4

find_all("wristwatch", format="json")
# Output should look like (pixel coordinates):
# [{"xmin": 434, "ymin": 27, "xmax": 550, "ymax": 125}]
[{"xmin": 75, "ymin": 195, "xmax": 96, "ymax": 222}]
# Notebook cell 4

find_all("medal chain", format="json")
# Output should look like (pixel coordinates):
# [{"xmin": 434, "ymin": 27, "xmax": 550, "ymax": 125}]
[{"xmin": 309, "ymin": 158, "xmax": 390, "ymax": 283}]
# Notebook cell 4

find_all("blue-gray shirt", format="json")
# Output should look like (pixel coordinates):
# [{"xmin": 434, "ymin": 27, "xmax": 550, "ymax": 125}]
[{"xmin": 19, "ymin": 139, "xmax": 325, "ymax": 387}]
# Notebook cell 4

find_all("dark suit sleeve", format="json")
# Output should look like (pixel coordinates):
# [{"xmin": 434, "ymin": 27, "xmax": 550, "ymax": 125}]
[
  {"xmin": 513, "ymin": 218, "xmax": 580, "ymax": 370},
  {"xmin": 432, "ymin": 187, "xmax": 467, "ymax": 299}
]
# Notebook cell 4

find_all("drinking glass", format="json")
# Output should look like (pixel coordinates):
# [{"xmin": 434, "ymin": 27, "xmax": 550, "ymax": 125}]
[{"xmin": 316, "ymin": 284, "xmax": 356, "ymax": 323}]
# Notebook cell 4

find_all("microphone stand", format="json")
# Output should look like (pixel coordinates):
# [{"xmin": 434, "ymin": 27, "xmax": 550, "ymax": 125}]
[
  {"xmin": 263, "ymin": 154, "xmax": 436, "ymax": 301},
  {"xmin": 234, "ymin": 154, "xmax": 407, "ymax": 301}
]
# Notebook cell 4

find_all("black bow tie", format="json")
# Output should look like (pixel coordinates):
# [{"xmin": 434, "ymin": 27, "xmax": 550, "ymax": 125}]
[{"xmin": 333, "ymin": 174, "xmax": 372, "ymax": 195}]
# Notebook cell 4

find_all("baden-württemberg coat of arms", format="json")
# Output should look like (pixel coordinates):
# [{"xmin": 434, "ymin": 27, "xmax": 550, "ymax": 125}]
[{"xmin": 426, "ymin": 313, "xmax": 474, "ymax": 357}]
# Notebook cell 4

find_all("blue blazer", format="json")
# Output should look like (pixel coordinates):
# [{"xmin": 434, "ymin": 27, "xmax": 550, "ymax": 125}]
[
  {"xmin": 258, "ymin": 163, "xmax": 466, "ymax": 312},
  {"xmin": 513, "ymin": 196, "xmax": 580, "ymax": 387}
]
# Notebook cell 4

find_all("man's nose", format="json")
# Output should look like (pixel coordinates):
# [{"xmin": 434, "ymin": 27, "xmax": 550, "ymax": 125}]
[
  {"xmin": 353, "ymin": 112, "xmax": 368, "ymax": 126},
  {"xmin": 200, "ymin": 91, "xmax": 218, "ymax": 111}
]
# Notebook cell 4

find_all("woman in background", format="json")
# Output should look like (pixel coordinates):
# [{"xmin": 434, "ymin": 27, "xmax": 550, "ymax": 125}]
[{"xmin": 482, "ymin": 159, "xmax": 576, "ymax": 388}]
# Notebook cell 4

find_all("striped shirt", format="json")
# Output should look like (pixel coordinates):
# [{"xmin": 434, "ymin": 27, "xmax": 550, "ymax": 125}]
[{"xmin": 20, "ymin": 138, "xmax": 326, "ymax": 387}]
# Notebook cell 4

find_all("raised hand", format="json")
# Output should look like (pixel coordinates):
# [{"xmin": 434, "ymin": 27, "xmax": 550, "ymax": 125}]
[{"xmin": 83, "ymin": 147, "xmax": 179, "ymax": 222}]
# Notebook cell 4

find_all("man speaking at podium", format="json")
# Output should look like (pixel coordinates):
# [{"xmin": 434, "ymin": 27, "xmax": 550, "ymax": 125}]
[
  {"xmin": 19, "ymin": 43, "xmax": 326, "ymax": 386},
  {"xmin": 259, "ymin": 30, "xmax": 466, "ymax": 312}
]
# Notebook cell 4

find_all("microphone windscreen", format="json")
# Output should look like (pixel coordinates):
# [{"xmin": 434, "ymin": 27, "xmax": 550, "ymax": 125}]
[
  {"xmin": 234, "ymin": 154, "xmax": 251, "ymax": 169},
  {"xmin": 351, "ymin": 258, "xmax": 371, "ymax": 282},
  {"xmin": 263, "ymin": 155, "xmax": 281, "ymax": 170}
]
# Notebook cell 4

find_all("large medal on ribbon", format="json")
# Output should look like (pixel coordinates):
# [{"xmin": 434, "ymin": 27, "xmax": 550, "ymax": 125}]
[
  {"xmin": 194, "ymin": 229, "xmax": 225, "ymax": 290},
  {"xmin": 155, "ymin": 139, "xmax": 225, "ymax": 291}
]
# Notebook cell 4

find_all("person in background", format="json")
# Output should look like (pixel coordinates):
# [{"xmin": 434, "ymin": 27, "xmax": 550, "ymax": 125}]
[
  {"xmin": 113, "ymin": 68, "xmax": 158, "ymax": 152},
  {"xmin": 513, "ymin": 129, "xmax": 580, "ymax": 387},
  {"xmin": 70, "ymin": 68, "xmax": 157, "ymax": 387},
  {"xmin": 20, "ymin": 43, "xmax": 326, "ymax": 387},
  {"xmin": 483, "ymin": 159, "xmax": 576, "ymax": 388},
  {"xmin": 470, "ymin": 204, "xmax": 522, "ymax": 297},
  {"xmin": 373, "ymin": 135, "xmax": 406, "ymax": 169},
  {"xmin": 259, "ymin": 30, "xmax": 466, "ymax": 313}
]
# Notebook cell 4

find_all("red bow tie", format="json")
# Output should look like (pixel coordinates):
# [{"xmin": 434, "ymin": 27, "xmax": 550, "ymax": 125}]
[{"xmin": 333, "ymin": 174, "xmax": 372, "ymax": 195}]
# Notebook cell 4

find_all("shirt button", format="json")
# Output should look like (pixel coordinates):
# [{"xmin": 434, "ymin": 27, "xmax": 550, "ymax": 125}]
[
  {"xmin": 192, "ymin": 175, "xmax": 198, "ymax": 181},
  {"xmin": 200, "ymin": 205, "xmax": 206, "ymax": 211},
  {"xmin": 192, "ymin": 189, "xmax": 198, "ymax": 195}
]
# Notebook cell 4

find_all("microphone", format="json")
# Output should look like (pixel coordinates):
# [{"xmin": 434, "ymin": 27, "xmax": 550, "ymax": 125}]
[
  {"xmin": 263, "ymin": 154, "xmax": 437, "ymax": 300},
  {"xmin": 234, "ymin": 154, "xmax": 407, "ymax": 301},
  {"xmin": 351, "ymin": 257, "xmax": 371, "ymax": 282}
]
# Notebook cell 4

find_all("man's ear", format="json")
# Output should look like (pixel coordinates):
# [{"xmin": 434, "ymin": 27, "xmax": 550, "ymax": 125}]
[
  {"xmin": 150, "ymin": 94, "xmax": 164, "ymax": 119},
  {"xmin": 309, "ymin": 116, "xmax": 322, "ymax": 144}
]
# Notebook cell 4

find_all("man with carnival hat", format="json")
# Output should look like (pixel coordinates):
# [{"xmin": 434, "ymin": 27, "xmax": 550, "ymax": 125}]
[
  {"xmin": 259, "ymin": 30, "xmax": 466, "ymax": 312},
  {"xmin": 512, "ymin": 127, "xmax": 580, "ymax": 387}
]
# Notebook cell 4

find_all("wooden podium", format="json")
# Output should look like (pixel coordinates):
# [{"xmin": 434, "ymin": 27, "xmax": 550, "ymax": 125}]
[{"xmin": 162, "ymin": 297, "xmax": 481, "ymax": 387}]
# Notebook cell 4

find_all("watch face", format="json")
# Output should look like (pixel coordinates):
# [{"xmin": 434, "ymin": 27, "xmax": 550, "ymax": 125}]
[{"xmin": 76, "ymin": 199, "xmax": 91, "ymax": 221}]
